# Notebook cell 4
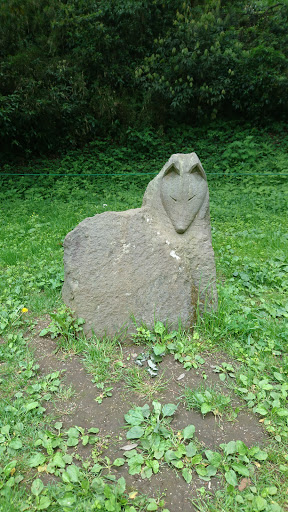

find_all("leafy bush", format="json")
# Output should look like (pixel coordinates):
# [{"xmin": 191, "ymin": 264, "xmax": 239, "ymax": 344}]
[
  {"xmin": 138, "ymin": 0, "xmax": 288, "ymax": 123},
  {"xmin": 0, "ymin": 0, "xmax": 287, "ymax": 155}
]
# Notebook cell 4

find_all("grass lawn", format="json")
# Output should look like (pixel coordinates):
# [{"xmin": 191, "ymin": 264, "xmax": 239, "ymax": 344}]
[{"xmin": 0, "ymin": 123, "xmax": 288, "ymax": 511}]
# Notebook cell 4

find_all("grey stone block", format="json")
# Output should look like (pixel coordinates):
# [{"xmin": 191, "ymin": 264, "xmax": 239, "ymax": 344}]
[{"xmin": 62, "ymin": 153, "xmax": 217, "ymax": 337}]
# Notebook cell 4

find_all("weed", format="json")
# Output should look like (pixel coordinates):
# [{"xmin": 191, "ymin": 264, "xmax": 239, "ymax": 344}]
[
  {"xmin": 132, "ymin": 321, "xmax": 207, "ymax": 372},
  {"xmin": 124, "ymin": 367, "xmax": 170, "ymax": 399},
  {"xmin": 84, "ymin": 335, "xmax": 124, "ymax": 386},
  {"xmin": 182, "ymin": 384, "xmax": 235, "ymax": 419},
  {"xmin": 120, "ymin": 401, "xmax": 270, "ymax": 491},
  {"xmin": 39, "ymin": 306, "xmax": 86, "ymax": 353},
  {"xmin": 94, "ymin": 383, "xmax": 113, "ymax": 404},
  {"xmin": 122, "ymin": 401, "xmax": 201, "ymax": 482},
  {"xmin": 55, "ymin": 384, "xmax": 75, "ymax": 402},
  {"xmin": 212, "ymin": 362, "xmax": 236, "ymax": 382}
]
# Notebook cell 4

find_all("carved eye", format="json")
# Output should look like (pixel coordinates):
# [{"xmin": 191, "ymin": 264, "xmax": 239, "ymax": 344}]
[
  {"xmin": 163, "ymin": 164, "xmax": 180, "ymax": 177},
  {"xmin": 188, "ymin": 195, "xmax": 195, "ymax": 201},
  {"xmin": 170, "ymin": 196, "xmax": 177, "ymax": 202},
  {"xmin": 189, "ymin": 164, "xmax": 201, "ymax": 174},
  {"xmin": 188, "ymin": 163, "xmax": 207, "ymax": 181}
]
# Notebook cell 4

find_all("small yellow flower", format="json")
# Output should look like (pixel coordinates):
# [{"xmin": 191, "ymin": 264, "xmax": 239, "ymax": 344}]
[{"xmin": 21, "ymin": 307, "xmax": 28, "ymax": 313}]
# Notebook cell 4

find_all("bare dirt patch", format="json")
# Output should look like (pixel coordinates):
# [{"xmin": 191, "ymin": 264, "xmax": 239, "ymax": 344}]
[{"xmin": 29, "ymin": 319, "xmax": 267, "ymax": 512}]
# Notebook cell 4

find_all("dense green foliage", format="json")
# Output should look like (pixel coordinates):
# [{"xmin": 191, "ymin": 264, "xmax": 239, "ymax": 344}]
[
  {"xmin": 1, "ymin": 0, "xmax": 287, "ymax": 155},
  {"xmin": 1, "ymin": 122, "xmax": 288, "ymax": 197}
]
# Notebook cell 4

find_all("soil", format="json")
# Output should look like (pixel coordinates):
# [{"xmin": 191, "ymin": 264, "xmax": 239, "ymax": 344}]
[{"xmin": 29, "ymin": 319, "xmax": 267, "ymax": 512}]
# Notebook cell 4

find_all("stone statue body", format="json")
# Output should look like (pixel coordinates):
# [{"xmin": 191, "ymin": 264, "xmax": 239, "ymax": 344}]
[{"xmin": 62, "ymin": 153, "xmax": 217, "ymax": 337}]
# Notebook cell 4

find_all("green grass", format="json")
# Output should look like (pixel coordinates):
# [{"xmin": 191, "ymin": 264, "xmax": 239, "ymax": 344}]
[
  {"xmin": 124, "ymin": 367, "xmax": 170, "ymax": 400},
  {"xmin": 182, "ymin": 384, "xmax": 234, "ymax": 419},
  {"xmin": 0, "ymin": 122, "xmax": 288, "ymax": 511},
  {"xmin": 83, "ymin": 336, "xmax": 124, "ymax": 385}
]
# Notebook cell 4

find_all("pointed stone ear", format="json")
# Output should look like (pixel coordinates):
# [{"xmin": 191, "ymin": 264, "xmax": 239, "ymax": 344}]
[
  {"xmin": 189, "ymin": 163, "xmax": 207, "ymax": 181},
  {"xmin": 163, "ymin": 164, "xmax": 180, "ymax": 177}
]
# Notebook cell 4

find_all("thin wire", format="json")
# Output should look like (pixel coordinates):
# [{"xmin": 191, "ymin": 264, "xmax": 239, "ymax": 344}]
[
  {"xmin": 1, "ymin": 173, "xmax": 288, "ymax": 177},
  {"xmin": 1, "ymin": 173, "xmax": 156, "ymax": 177}
]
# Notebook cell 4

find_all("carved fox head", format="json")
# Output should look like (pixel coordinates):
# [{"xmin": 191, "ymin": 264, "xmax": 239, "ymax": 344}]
[{"xmin": 160, "ymin": 153, "xmax": 208, "ymax": 234}]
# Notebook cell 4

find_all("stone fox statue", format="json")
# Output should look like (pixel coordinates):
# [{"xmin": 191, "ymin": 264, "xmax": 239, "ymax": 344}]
[{"xmin": 62, "ymin": 153, "xmax": 217, "ymax": 337}]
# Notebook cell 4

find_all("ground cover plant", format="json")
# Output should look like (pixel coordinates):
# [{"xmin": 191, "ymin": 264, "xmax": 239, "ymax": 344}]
[{"xmin": 0, "ymin": 123, "xmax": 288, "ymax": 510}]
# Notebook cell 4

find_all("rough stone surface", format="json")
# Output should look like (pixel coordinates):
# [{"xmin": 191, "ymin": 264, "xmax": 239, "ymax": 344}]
[{"xmin": 62, "ymin": 153, "xmax": 217, "ymax": 337}]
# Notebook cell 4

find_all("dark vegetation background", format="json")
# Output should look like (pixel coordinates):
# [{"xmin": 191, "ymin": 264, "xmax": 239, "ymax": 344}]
[{"xmin": 0, "ymin": 0, "xmax": 287, "ymax": 160}]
